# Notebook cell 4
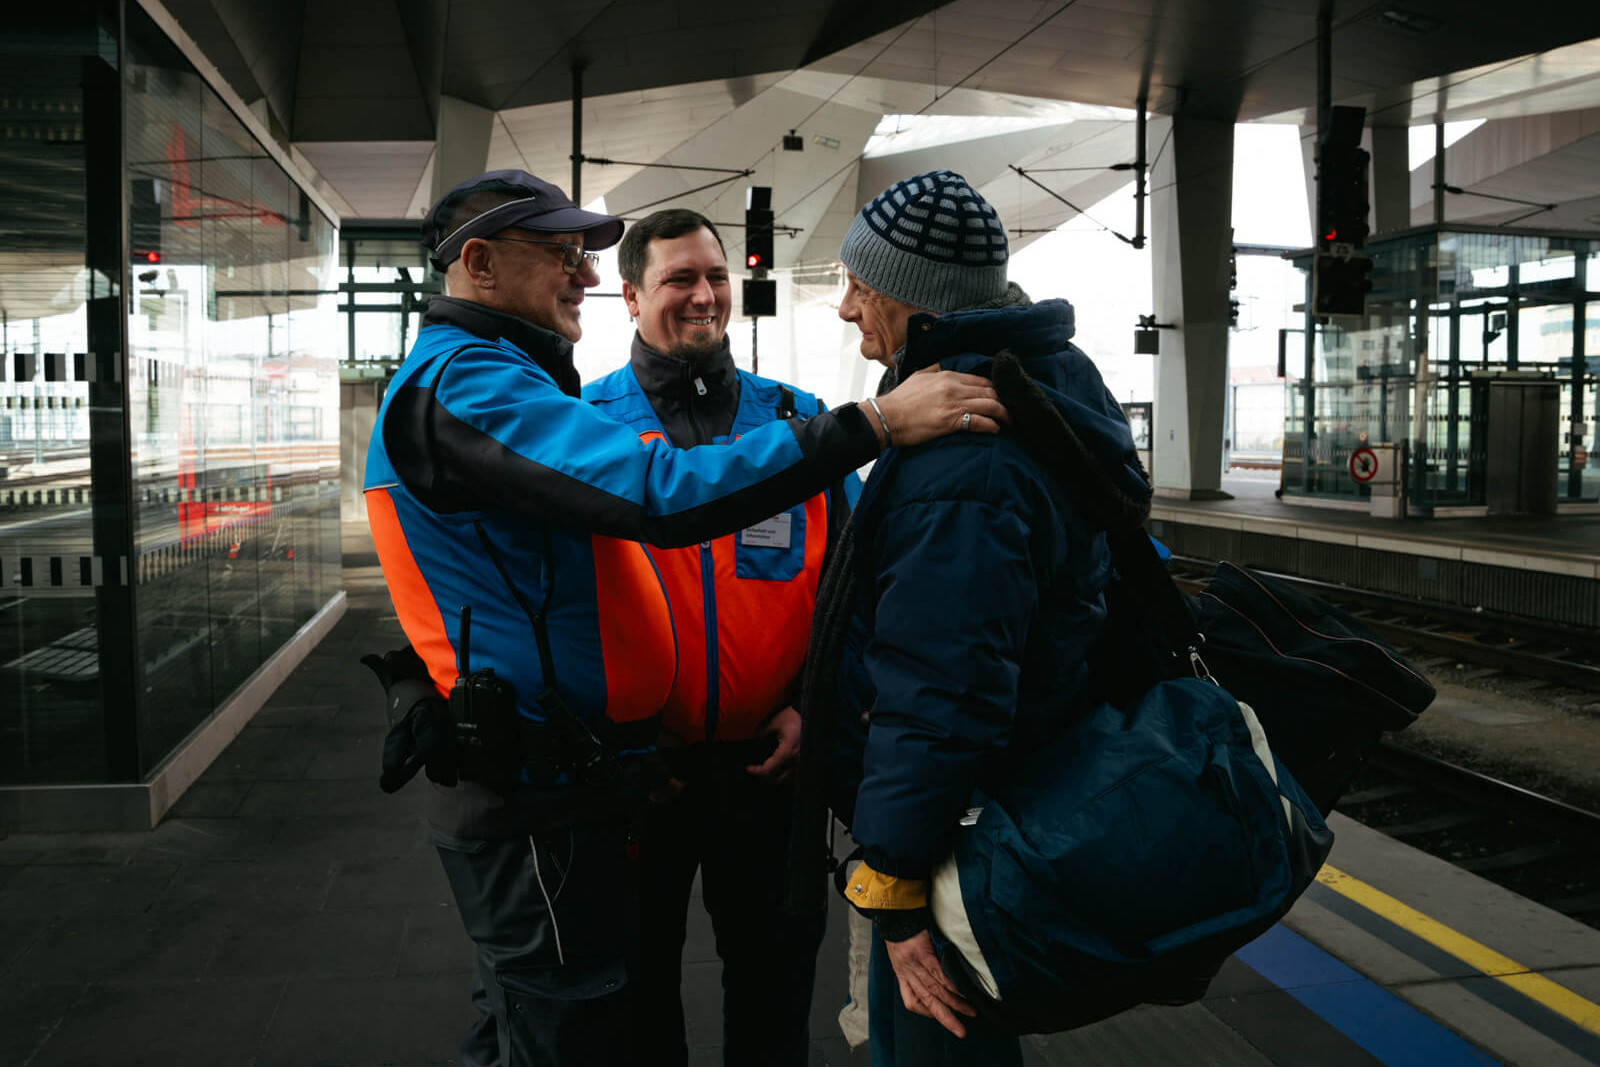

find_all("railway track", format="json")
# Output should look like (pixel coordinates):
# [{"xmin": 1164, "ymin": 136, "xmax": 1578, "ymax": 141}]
[
  {"xmin": 1166, "ymin": 555, "xmax": 1600, "ymax": 926},
  {"xmin": 1340, "ymin": 744, "xmax": 1600, "ymax": 928},
  {"xmin": 1168, "ymin": 556, "xmax": 1600, "ymax": 695}
]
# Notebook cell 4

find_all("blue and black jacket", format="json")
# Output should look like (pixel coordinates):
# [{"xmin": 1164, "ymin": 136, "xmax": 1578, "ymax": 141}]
[{"xmin": 363, "ymin": 297, "xmax": 878, "ymax": 835}]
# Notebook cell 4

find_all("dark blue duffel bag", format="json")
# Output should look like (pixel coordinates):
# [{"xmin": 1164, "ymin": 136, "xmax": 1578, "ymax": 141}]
[
  {"xmin": 1191, "ymin": 561, "xmax": 1432, "ymax": 814},
  {"xmin": 929, "ymin": 676, "xmax": 1334, "ymax": 1035}
]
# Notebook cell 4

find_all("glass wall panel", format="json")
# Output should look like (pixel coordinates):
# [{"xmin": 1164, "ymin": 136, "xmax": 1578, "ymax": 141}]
[
  {"xmin": 2, "ymin": 3, "xmax": 338, "ymax": 788},
  {"xmin": 126, "ymin": 19, "xmax": 213, "ymax": 769},
  {"xmin": 195, "ymin": 89, "xmax": 266, "ymax": 708},
  {"xmin": 123, "ymin": 2, "xmax": 340, "ymax": 776},
  {"xmin": 0, "ymin": 11, "xmax": 110, "ymax": 784},
  {"xmin": 1289, "ymin": 228, "xmax": 1597, "ymax": 509},
  {"xmin": 341, "ymin": 230, "xmax": 438, "ymax": 376},
  {"xmin": 251, "ymin": 158, "xmax": 298, "ymax": 655},
  {"xmin": 294, "ymin": 211, "xmax": 342, "ymax": 611}
]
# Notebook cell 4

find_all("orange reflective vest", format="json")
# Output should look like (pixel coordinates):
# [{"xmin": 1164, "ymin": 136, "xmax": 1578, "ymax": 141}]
[{"xmin": 584, "ymin": 362, "xmax": 856, "ymax": 742}]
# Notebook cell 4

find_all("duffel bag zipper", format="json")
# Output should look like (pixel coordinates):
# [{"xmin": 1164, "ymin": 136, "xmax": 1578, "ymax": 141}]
[
  {"xmin": 1197, "ymin": 591, "xmax": 1415, "ymax": 722},
  {"xmin": 1222, "ymin": 566, "xmax": 1432, "ymax": 690}
]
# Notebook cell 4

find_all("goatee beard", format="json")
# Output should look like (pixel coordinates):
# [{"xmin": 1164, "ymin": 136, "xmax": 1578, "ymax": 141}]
[{"xmin": 666, "ymin": 337, "xmax": 724, "ymax": 363}]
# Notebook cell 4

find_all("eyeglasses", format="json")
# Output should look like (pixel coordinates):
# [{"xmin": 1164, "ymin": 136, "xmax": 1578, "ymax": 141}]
[{"xmin": 486, "ymin": 237, "xmax": 600, "ymax": 275}]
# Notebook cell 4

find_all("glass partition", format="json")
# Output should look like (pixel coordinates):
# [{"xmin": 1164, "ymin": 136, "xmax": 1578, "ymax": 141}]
[
  {"xmin": 1287, "ymin": 227, "xmax": 1598, "ymax": 511},
  {"xmin": 0, "ymin": 10, "xmax": 110, "ymax": 783},
  {"xmin": 341, "ymin": 228, "xmax": 440, "ymax": 378},
  {"xmin": 122, "ymin": 1, "xmax": 341, "ymax": 774},
  {"xmin": 0, "ymin": 1, "xmax": 341, "ymax": 788}
]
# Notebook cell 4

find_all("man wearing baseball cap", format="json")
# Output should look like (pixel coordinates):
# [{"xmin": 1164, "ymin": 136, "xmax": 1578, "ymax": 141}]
[{"xmin": 361, "ymin": 170, "xmax": 1005, "ymax": 1065}]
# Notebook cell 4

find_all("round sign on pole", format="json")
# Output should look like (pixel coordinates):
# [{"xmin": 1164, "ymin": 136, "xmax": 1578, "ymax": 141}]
[{"xmin": 1349, "ymin": 447, "xmax": 1379, "ymax": 483}]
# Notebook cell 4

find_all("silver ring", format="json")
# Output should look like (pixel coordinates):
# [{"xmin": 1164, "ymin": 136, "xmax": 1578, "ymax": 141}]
[{"xmin": 961, "ymin": 411, "xmax": 972, "ymax": 431}]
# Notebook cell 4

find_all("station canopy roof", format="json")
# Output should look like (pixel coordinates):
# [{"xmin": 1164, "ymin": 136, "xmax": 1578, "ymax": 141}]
[{"xmin": 72, "ymin": 2, "xmax": 1600, "ymax": 261}]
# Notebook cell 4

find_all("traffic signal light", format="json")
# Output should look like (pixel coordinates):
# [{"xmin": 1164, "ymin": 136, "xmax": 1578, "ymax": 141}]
[
  {"xmin": 1316, "ymin": 106, "xmax": 1370, "ymax": 250},
  {"xmin": 1313, "ymin": 252, "xmax": 1373, "ymax": 318},
  {"xmin": 745, "ymin": 186, "xmax": 773, "ymax": 277}
]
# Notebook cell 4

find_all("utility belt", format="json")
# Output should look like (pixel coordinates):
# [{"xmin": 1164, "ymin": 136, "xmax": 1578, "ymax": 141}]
[
  {"xmin": 366, "ymin": 524, "xmax": 666, "ymax": 798},
  {"xmin": 450, "ymin": 661, "xmax": 658, "ymax": 789},
  {"xmin": 364, "ymin": 647, "xmax": 661, "ymax": 796},
  {"xmin": 656, "ymin": 732, "xmax": 780, "ymax": 783}
]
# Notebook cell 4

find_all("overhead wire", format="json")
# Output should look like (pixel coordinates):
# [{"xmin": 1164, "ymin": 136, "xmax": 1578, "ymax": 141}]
[{"xmin": 775, "ymin": 2, "xmax": 1085, "ymax": 225}]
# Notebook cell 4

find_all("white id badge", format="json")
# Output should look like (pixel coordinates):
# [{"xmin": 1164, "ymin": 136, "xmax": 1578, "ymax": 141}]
[{"xmin": 740, "ymin": 512, "xmax": 792, "ymax": 549}]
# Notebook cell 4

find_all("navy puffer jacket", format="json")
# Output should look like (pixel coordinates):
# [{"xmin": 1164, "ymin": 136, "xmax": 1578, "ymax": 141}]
[{"xmin": 830, "ymin": 297, "xmax": 1151, "ymax": 880}]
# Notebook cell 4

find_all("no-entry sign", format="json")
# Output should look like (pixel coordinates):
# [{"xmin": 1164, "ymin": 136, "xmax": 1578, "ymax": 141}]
[{"xmin": 1349, "ymin": 447, "xmax": 1379, "ymax": 483}]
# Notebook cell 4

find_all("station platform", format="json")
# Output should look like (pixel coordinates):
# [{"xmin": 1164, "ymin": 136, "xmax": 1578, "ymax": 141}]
[
  {"xmin": 1, "ymin": 529, "xmax": 1597, "ymax": 1065},
  {"xmin": 1150, "ymin": 472, "xmax": 1600, "ymax": 630}
]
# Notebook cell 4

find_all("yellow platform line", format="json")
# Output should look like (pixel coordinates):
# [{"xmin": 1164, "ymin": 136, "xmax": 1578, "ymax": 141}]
[{"xmin": 1318, "ymin": 865, "xmax": 1600, "ymax": 1036}]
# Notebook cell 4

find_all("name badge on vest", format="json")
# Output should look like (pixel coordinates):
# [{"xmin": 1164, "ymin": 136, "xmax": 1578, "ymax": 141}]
[{"xmin": 740, "ymin": 512, "xmax": 792, "ymax": 549}]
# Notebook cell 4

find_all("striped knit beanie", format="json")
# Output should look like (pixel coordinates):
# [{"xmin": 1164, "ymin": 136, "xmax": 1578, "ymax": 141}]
[{"xmin": 839, "ymin": 170, "xmax": 1008, "ymax": 313}]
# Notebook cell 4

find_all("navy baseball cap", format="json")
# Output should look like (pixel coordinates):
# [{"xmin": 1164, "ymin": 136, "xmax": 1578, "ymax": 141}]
[{"xmin": 422, "ymin": 169, "xmax": 624, "ymax": 271}]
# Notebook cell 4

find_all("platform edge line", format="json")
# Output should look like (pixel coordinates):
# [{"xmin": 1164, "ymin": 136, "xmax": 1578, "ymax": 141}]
[{"xmin": 1317, "ymin": 864, "xmax": 1600, "ymax": 1036}]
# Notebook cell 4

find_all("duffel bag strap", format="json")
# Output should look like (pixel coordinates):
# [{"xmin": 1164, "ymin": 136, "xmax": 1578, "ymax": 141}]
[{"xmin": 1105, "ymin": 528, "xmax": 1214, "ymax": 684}]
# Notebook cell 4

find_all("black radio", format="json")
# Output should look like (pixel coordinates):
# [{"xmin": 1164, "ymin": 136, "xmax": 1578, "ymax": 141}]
[{"xmin": 449, "ymin": 606, "xmax": 518, "ymax": 783}]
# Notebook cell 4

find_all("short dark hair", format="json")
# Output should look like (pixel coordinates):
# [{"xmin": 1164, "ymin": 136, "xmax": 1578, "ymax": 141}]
[{"xmin": 618, "ymin": 208, "xmax": 723, "ymax": 286}]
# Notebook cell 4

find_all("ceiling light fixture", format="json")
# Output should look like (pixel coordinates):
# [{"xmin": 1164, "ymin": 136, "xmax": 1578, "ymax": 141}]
[{"xmin": 813, "ymin": 135, "xmax": 841, "ymax": 149}]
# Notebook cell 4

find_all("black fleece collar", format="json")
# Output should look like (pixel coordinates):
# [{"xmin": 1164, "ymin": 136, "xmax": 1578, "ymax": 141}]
[
  {"xmin": 630, "ymin": 333, "xmax": 737, "ymax": 397},
  {"xmin": 423, "ymin": 295, "xmax": 581, "ymax": 397},
  {"xmin": 628, "ymin": 332, "xmax": 740, "ymax": 444}
]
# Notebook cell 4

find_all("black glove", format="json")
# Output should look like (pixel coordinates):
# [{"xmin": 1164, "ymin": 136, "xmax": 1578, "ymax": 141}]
[
  {"xmin": 379, "ymin": 694, "xmax": 457, "ymax": 792},
  {"xmin": 361, "ymin": 648, "xmax": 458, "ymax": 793}
]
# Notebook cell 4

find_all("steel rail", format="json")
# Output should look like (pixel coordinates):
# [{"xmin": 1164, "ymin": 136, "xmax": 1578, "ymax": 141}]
[{"xmin": 1368, "ymin": 743, "xmax": 1600, "ymax": 837}]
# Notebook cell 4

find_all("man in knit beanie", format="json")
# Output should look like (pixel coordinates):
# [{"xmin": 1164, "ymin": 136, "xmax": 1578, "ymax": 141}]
[
  {"xmin": 838, "ymin": 169, "xmax": 1027, "ymax": 369},
  {"xmin": 812, "ymin": 169, "xmax": 1148, "ymax": 1064}
]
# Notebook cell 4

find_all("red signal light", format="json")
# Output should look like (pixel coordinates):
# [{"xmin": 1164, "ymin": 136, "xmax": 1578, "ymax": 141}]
[
  {"xmin": 143, "ymin": 251, "xmax": 161, "ymax": 263},
  {"xmin": 746, "ymin": 253, "xmax": 762, "ymax": 269}
]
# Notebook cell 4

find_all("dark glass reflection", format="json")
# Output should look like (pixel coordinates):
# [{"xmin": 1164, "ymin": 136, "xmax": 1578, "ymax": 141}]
[
  {"xmin": 125, "ymin": 3, "xmax": 342, "ymax": 776},
  {"xmin": 0, "ymin": 16, "xmax": 111, "ymax": 784}
]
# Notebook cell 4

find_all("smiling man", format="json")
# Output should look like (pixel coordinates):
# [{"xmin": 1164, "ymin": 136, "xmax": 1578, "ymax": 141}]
[
  {"xmin": 583, "ymin": 208, "xmax": 853, "ymax": 1067},
  {"xmin": 364, "ymin": 173, "xmax": 1006, "ymax": 1066}
]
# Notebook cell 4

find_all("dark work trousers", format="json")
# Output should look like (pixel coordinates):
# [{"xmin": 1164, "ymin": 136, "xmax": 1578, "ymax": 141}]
[
  {"xmin": 632, "ymin": 753, "xmax": 828, "ymax": 1067},
  {"xmin": 432, "ymin": 819, "xmax": 639, "ymax": 1067},
  {"xmin": 867, "ymin": 930, "xmax": 1022, "ymax": 1067}
]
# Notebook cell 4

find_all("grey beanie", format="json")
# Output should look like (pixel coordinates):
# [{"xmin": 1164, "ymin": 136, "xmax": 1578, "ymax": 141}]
[{"xmin": 838, "ymin": 170, "xmax": 1008, "ymax": 313}]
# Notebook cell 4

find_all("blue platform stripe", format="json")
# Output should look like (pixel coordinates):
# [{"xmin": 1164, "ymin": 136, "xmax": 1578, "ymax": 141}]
[
  {"xmin": 1308, "ymin": 880, "xmax": 1600, "ymax": 1064},
  {"xmin": 1235, "ymin": 924, "xmax": 1503, "ymax": 1067}
]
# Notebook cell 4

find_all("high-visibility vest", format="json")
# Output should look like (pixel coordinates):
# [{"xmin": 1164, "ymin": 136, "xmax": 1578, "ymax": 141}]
[
  {"xmin": 365, "ymin": 323, "xmax": 678, "ymax": 727},
  {"xmin": 585, "ymin": 364, "xmax": 850, "ymax": 742}
]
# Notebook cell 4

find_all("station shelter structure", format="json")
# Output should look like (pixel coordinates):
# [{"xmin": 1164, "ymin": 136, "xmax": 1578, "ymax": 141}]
[{"xmin": 1285, "ymin": 226, "xmax": 1598, "ymax": 516}]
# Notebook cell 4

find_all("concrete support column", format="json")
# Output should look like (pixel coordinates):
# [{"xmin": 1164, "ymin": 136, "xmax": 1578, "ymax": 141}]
[
  {"xmin": 1150, "ymin": 115, "xmax": 1235, "ymax": 499},
  {"xmin": 1370, "ymin": 125, "xmax": 1410, "ymax": 235},
  {"xmin": 341, "ymin": 380, "xmax": 385, "ymax": 522},
  {"xmin": 430, "ymin": 95, "xmax": 495, "ymax": 204}
]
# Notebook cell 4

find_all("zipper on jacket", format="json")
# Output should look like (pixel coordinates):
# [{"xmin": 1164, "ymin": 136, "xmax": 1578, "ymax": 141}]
[
  {"xmin": 700, "ymin": 541, "xmax": 719, "ymax": 741},
  {"xmin": 681, "ymin": 364, "xmax": 713, "ymax": 444}
]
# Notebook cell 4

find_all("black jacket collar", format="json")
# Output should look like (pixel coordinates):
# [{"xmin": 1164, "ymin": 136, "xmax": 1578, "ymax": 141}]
[
  {"xmin": 628, "ymin": 332, "xmax": 740, "ymax": 445},
  {"xmin": 423, "ymin": 296, "xmax": 581, "ymax": 397}
]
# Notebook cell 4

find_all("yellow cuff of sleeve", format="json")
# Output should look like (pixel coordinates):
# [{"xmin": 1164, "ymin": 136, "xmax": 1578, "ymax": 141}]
[{"xmin": 845, "ymin": 862, "xmax": 928, "ymax": 910}]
